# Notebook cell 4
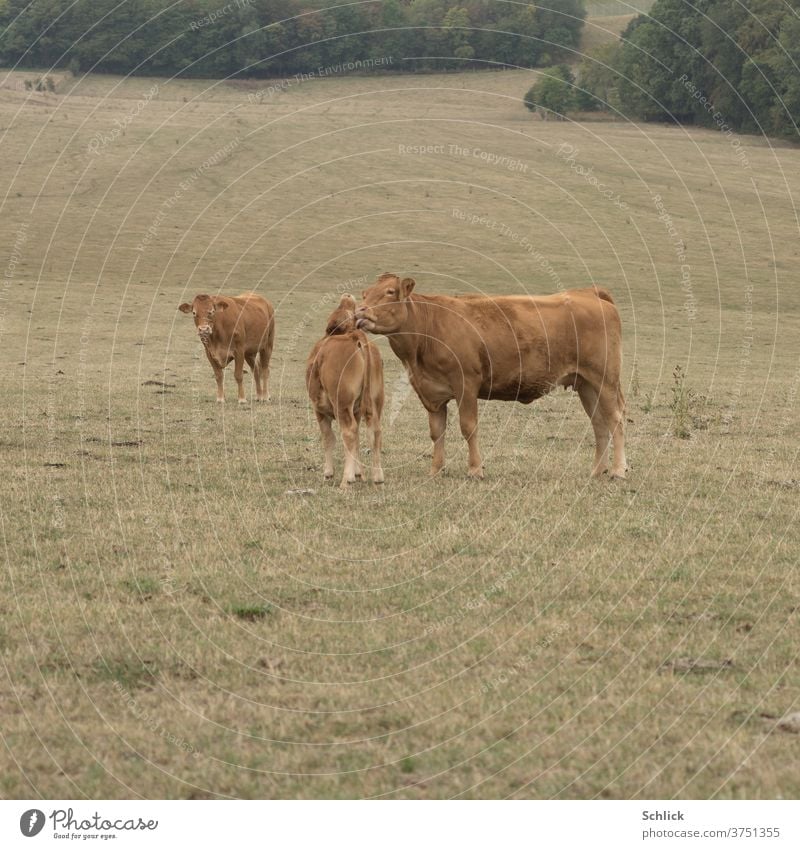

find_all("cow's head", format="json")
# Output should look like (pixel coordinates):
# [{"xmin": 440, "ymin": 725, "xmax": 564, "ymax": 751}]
[
  {"xmin": 356, "ymin": 273, "xmax": 415, "ymax": 334},
  {"xmin": 178, "ymin": 294, "xmax": 228, "ymax": 345},
  {"xmin": 325, "ymin": 293, "xmax": 357, "ymax": 335}
]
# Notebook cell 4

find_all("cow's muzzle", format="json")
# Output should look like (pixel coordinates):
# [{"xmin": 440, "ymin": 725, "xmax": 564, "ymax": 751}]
[{"xmin": 355, "ymin": 307, "xmax": 373, "ymax": 332}]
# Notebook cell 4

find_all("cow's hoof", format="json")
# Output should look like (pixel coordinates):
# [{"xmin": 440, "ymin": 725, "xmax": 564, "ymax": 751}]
[
  {"xmin": 429, "ymin": 467, "xmax": 444, "ymax": 478},
  {"xmin": 373, "ymin": 473, "xmax": 385, "ymax": 485},
  {"xmin": 216, "ymin": 398, "xmax": 225, "ymax": 404},
  {"xmin": 467, "ymin": 468, "xmax": 484, "ymax": 480},
  {"xmin": 609, "ymin": 470, "xmax": 626, "ymax": 481},
  {"xmin": 590, "ymin": 468, "xmax": 609, "ymax": 479},
  {"xmin": 324, "ymin": 473, "xmax": 334, "ymax": 481},
  {"xmin": 238, "ymin": 399, "xmax": 248, "ymax": 405}
]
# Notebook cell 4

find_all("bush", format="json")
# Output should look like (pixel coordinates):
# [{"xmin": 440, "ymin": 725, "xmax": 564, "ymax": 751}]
[{"xmin": 524, "ymin": 65, "xmax": 576, "ymax": 119}]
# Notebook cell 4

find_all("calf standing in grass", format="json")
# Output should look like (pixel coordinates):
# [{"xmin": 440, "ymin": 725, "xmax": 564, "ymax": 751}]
[
  {"xmin": 178, "ymin": 292, "xmax": 274, "ymax": 403},
  {"xmin": 306, "ymin": 294, "xmax": 385, "ymax": 488}
]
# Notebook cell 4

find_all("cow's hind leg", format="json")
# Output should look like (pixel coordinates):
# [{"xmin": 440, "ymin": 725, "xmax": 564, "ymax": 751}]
[
  {"xmin": 576, "ymin": 378, "xmax": 610, "ymax": 478},
  {"xmin": 338, "ymin": 406, "xmax": 360, "ymax": 489},
  {"xmin": 602, "ymin": 384, "xmax": 627, "ymax": 479},
  {"xmin": 316, "ymin": 412, "xmax": 336, "ymax": 480},
  {"xmin": 457, "ymin": 394, "xmax": 483, "ymax": 479},
  {"xmin": 428, "ymin": 406, "xmax": 448, "ymax": 477},
  {"xmin": 259, "ymin": 347, "xmax": 271, "ymax": 401},
  {"xmin": 245, "ymin": 353, "xmax": 264, "ymax": 402}
]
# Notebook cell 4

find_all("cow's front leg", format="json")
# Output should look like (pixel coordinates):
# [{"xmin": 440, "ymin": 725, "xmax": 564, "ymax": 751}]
[
  {"xmin": 428, "ymin": 405, "xmax": 447, "ymax": 476},
  {"xmin": 233, "ymin": 349, "xmax": 247, "ymax": 404},
  {"xmin": 457, "ymin": 394, "xmax": 483, "ymax": 479}
]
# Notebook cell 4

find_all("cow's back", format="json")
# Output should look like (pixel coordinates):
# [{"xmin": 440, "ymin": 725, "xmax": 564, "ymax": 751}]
[{"xmin": 407, "ymin": 288, "xmax": 620, "ymax": 402}]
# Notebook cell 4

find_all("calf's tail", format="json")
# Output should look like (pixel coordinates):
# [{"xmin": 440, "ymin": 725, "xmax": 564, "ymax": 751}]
[{"xmin": 594, "ymin": 286, "xmax": 615, "ymax": 304}]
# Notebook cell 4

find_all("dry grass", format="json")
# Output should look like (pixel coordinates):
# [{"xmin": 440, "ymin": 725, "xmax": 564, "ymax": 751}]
[
  {"xmin": 580, "ymin": 14, "xmax": 638, "ymax": 53},
  {"xmin": 1, "ymin": 65, "xmax": 799, "ymax": 799}
]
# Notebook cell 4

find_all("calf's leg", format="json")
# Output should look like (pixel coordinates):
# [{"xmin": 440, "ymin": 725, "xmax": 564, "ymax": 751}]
[
  {"xmin": 233, "ymin": 349, "xmax": 246, "ymax": 404},
  {"xmin": 338, "ymin": 406, "xmax": 360, "ymax": 489},
  {"xmin": 259, "ymin": 347, "xmax": 271, "ymax": 400},
  {"xmin": 245, "ymin": 352, "xmax": 264, "ymax": 402},
  {"xmin": 316, "ymin": 412, "xmax": 336, "ymax": 480},
  {"xmin": 365, "ymin": 411, "xmax": 384, "ymax": 484},
  {"xmin": 457, "ymin": 395, "xmax": 483, "ymax": 479},
  {"xmin": 205, "ymin": 349, "xmax": 225, "ymax": 403},
  {"xmin": 428, "ymin": 406, "xmax": 447, "ymax": 476}
]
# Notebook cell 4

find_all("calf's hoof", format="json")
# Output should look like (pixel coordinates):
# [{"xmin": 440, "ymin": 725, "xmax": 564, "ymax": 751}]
[
  {"xmin": 324, "ymin": 473, "xmax": 334, "ymax": 481},
  {"xmin": 609, "ymin": 469, "xmax": 627, "ymax": 481},
  {"xmin": 467, "ymin": 467, "xmax": 484, "ymax": 480},
  {"xmin": 373, "ymin": 472, "xmax": 385, "ymax": 485},
  {"xmin": 216, "ymin": 398, "xmax": 225, "ymax": 404},
  {"xmin": 238, "ymin": 398, "xmax": 248, "ymax": 405}
]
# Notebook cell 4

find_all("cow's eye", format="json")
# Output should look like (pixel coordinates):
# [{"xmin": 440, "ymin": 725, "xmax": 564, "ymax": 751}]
[
  {"xmin": 386, "ymin": 289, "xmax": 395, "ymax": 296},
  {"xmin": 192, "ymin": 311, "xmax": 197, "ymax": 317}
]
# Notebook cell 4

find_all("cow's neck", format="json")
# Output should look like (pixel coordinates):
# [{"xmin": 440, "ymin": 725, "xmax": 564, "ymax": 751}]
[{"xmin": 387, "ymin": 296, "xmax": 429, "ymax": 364}]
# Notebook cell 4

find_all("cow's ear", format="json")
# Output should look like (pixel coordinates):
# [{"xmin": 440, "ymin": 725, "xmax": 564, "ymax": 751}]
[
  {"xmin": 216, "ymin": 300, "xmax": 229, "ymax": 311},
  {"xmin": 400, "ymin": 277, "xmax": 415, "ymax": 298},
  {"xmin": 178, "ymin": 303, "xmax": 192, "ymax": 313}
]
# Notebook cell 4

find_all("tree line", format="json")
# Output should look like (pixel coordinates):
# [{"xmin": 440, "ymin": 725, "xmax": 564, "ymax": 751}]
[
  {"xmin": 581, "ymin": 0, "xmax": 799, "ymax": 139},
  {"xmin": 0, "ymin": 0, "xmax": 586, "ymax": 78}
]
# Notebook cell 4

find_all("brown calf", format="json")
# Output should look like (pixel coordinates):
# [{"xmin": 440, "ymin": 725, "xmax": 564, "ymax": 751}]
[
  {"xmin": 306, "ymin": 294, "xmax": 385, "ymax": 488},
  {"xmin": 178, "ymin": 292, "xmax": 274, "ymax": 403}
]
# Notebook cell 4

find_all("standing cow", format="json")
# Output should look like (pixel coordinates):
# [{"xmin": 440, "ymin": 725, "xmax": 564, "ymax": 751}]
[
  {"xmin": 356, "ymin": 273, "xmax": 627, "ymax": 479},
  {"xmin": 306, "ymin": 294, "xmax": 385, "ymax": 488},
  {"xmin": 178, "ymin": 292, "xmax": 274, "ymax": 403}
]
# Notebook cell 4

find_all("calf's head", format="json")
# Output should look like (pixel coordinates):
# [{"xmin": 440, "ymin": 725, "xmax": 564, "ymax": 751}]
[
  {"xmin": 178, "ymin": 294, "xmax": 228, "ymax": 344},
  {"xmin": 325, "ymin": 294, "xmax": 357, "ymax": 335},
  {"xmin": 356, "ymin": 273, "xmax": 415, "ymax": 335}
]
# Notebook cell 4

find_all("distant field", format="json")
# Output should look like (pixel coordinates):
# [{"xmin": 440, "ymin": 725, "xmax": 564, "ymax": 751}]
[
  {"xmin": 585, "ymin": 0, "xmax": 654, "ymax": 14},
  {"xmin": 581, "ymin": 14, "xmax": 637, "ymax": 53},
  {"xmin": 1, "ymin": 66, "xmax": 798, "ymax": 799}
]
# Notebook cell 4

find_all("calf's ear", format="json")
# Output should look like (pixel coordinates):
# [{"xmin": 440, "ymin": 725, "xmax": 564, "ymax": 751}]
[
  {"xmin": 400, "ymin": 277, "xmax": 416, "ymax": 298},
  {"xmin": 215, "ymin": 300, "xmax": 229, "ymax": 311},
  {"xmin": 178, "ymin": 303, "xmax": 192, "ymax": 313}
]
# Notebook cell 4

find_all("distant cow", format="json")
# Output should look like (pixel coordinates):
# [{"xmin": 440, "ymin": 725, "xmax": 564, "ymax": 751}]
[
  {"xmin": 356, "ymin": 273, "xmax": 626, "ymax": 479},
  {"xmin": 178, "ymin": 292, "xmax": 274, "ymax": 403},
  {"xmin": 306, "ymin": 294, "xmax": 385, "ymax": 488}
]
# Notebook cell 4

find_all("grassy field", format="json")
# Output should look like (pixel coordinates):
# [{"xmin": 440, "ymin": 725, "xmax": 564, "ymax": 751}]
[{"xmin": 1, "ymin": 63, "xmax": 799, "ymax": 800}]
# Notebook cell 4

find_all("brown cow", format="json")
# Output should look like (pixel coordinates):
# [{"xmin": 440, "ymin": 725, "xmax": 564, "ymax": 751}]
[
  {"xmin": 306, "ymin": 294, "xmax": 385, "ymax": 488},
  {"xmin": 178, "ymin": 292, "xmax": 274, "ymax": 403},
  {"xmin": 356, "ymin": 273, "xmax": 626, "ymax": 479}
]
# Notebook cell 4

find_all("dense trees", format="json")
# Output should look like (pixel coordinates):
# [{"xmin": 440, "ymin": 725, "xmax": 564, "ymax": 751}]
[
  {"xmin": 524, "ymin": 64, "xmax": 575, "ymax": 118},
  {"xmin": 586, "ymin": 0, "xmax": 800, "ymax": 139},
  {"xmin": 0, "ymin": 0, "xmax": 586, "ymax": 77}
]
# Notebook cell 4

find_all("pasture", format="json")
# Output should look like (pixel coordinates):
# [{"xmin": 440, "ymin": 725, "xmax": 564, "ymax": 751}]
[{"xmin": 1, "ymin": 62, "xmax": 799, "ymax": 799}]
